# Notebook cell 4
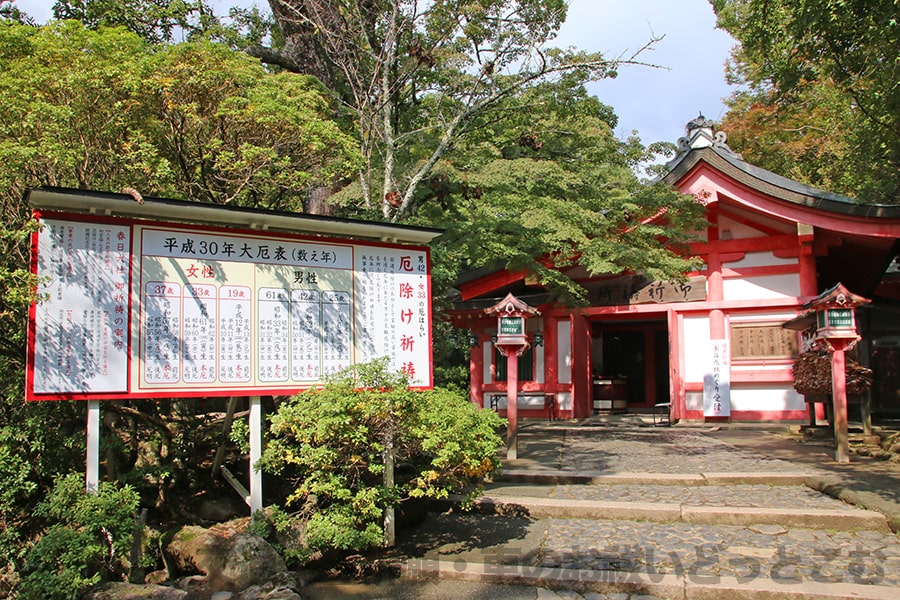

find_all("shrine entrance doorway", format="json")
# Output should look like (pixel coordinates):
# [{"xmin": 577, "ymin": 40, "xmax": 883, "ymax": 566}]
[{"xmin": 590, "ymin": 319, "xmax": 669, "ymax": 413}]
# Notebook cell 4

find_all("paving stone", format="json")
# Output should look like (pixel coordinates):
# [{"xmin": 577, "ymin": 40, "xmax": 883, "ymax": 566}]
[
  {"xmin": 391, "ymin": 423, "xmax": 900, "ymax": 600},
  {"xmin": 535, "ymin": 517, "xmax": 900, "ymax": 586},
  {"xmin": 747, "ymin": 524, "xmax": 787, "ymax": 535}
]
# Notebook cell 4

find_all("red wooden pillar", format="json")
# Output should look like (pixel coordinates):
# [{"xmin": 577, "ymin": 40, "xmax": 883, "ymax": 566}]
[
  {"xmin": 571, "ymin": 313, "xmax": 591, "ymax": 418},
  {"xmin": 469, "ymin": 331, "xmax": 484, "ymax": 407},
  {"xmin": 544, "ymin": 316, "xmax": 559, "ymax": 414},
  {"xmin": 505, "ymin": 347, "xmax": 519, "ymax": 460},
  {"xmin": 797, "ymin": 223, "xmax": 818, "ymax": 297},
  {"xmin": 831, "ymin": 341, "xmax": 851, "ymax": 463}
]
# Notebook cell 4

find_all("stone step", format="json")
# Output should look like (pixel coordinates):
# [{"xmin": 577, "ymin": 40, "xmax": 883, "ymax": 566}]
[
  {"xmin": 403, "ymin": 559, "xmax": 900, "ymax": 600},
  {"xmin": 448, "ymin": 494, "xmax": 890, "ymax": 532},
  {"xmin": 397, "ymin": 511, "xmax": 900, "ymax": 600},
  {"xmin": 448, "ymin": 476, "xmax": 892, "ymax": 532},
  {"xmin": 498, "ymin": 470, "xmax": 819, "ymax": 486},
  {"xmin": 487, "ymin": 481, "xmax": 847, "ymax": 508}
]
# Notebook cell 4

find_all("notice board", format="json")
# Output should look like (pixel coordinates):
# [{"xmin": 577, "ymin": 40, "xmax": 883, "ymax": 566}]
[{"xmin": 27, "ymin": 214, "xmax": 433, "ymax": 400}]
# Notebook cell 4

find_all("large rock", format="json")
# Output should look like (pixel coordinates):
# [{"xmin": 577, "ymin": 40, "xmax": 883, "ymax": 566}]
[
  {"xmin": 86, "ymin": 582, "xmax": 188, "ymax": 600},
  {"xmin": 164, "ymin": 526, "xmax": 287, "ymax": 592},
  {"xmin": 238, "ymin": 571, "xmax": 304, "ymax": 600}
]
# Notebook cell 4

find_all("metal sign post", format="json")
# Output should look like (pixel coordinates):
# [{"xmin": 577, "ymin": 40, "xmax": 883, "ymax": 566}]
[
  {"xmin": 86, "ymin": 400, "xmax": 101, "ymax": 493},
  {"xmin": 249, "ymin": 396, "xmax": 263, "ymax": 513}
]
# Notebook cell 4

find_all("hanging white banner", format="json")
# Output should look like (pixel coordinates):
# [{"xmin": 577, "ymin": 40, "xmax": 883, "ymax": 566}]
[{"xmin": 703, "ymin": 339, "xmax": 731, "ymax": 417}]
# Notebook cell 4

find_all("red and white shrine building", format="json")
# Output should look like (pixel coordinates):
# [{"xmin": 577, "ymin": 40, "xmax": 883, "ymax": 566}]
[{"xmin": 449, "ymin": 117, "xmax": 900, "ymax": 423}]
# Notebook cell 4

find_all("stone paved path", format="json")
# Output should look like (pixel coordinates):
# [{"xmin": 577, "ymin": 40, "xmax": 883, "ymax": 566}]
[
  {"xmin": 402, "ymin": 508, "xmax": 900, "ymax": 586},
  {"xmin": 310, "ymin": 422, "xmax": 900, "ymax": 599},
  {"xmin": 399, "ymin": 424, "xmax": 899, "ymax": 599},
  {"xmin": 540, "ymin": 518, "xmax": 900, "ymax": 585},
  {"xmin": 554, "ymin": 428, "xmax": 829, "ymax": 474},
  {"xmin": 491, "ymin": 482, "xmax": 844, "ymax": 509}
]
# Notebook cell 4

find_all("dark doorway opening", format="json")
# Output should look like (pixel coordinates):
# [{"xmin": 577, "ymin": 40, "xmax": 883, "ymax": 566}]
[{"xmin": 591, "ymin": 320, "xmax": 669, "ymax": 410}]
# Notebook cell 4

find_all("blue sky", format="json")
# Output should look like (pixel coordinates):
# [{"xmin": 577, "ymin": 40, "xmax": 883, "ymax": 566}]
[
  {"xmin": 555, "ymin": 0, "xmax": 736, "ymax": 144},
  {"xmin": 15, "ymin": 0, "xmax": 736, "ymax": 145}
]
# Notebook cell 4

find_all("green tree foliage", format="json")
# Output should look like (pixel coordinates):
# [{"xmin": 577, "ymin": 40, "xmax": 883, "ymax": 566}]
[
  {"xmin": 51, "ymin": 0, "xmax": 212, "ymax": 43},
  {"xmin": 259, "ymin": 360, "xmax": 504, "ymax": 556},
  {"xmin": 0, "ymin": 18, "xmax": 357, "ymax": 364},
  {"xmin": 259, "ymin": 1, "xmax": 702, "ymax": 302},
  {"xmin": 0, "ymin": 20, "xmax": 358, "ymax": 588},
  {"xmin": 423, "ymin": 77, "xmax": 705, "ymax": 303},
  {"xmin": 149, "ymin": 41, "xmax": 360, "ymax": 207},
  {"xmin": 0, "ymin": 1, "xmax": 33, "ymax": 23},
  {"xmin": 711, "ymin": 0, "xmax": 900, "ymax": 203},
  {"xmin": 255, "ymin": 0, "xmax": 662, "ymax": 219},
  {"xmin": 15, "ymin": 474, "xmax": 140, "ymax": 600}
]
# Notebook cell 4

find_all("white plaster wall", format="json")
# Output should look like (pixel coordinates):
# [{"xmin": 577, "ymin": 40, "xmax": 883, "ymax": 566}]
[
  {"xmin": 557, "ymin": 392, "xmax": 572, "ymax": 411},
  {"xmin": 723, "ymin": 274, "xmax": 801, "ymax": 300},
  {"xmin": 731, "ymin": 363, "xmax": 790, "ymax": 373},
  {"xmin": 718, "ymin": 216, "xmax": 766, "ymax": 239},
  {"xmin": 682, "ymin": 315, "xmax": 711, "ymax": 383},
  {"xmin": 724, "ymin": 251, "xmax": 797, "ymax": 268},
  {"xmin": 730, "ymin": 385, "xmax": 806, "ymax": 411},
  {"xmin": 482, "ymin": 341, "xmax": 493, "ymax": 384},
  {"xmin": 557, "ymin": 319, "xmax": 572, "ymax": 384},
  {"xmin": 686, "ymin": 391, "xmax": 704, "ymax": 411},
  {"xmin": 491, "ymin": 393, "xmax": 548, "ymax": 410},
  {"xmin": 730, "ymin": 311, "xmax": 799, "ymax": 323},
  {"xmin": 686, "ymin": 387, "xmax": 804, "ymax": 413}
]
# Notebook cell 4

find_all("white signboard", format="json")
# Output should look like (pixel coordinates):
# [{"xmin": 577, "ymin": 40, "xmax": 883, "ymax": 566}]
[
  {"xmin": 30, "ymin": 221, "xmax": 131, "ymax": 394},
  {"xmin": 703, "ymin": 339, "xmax": 731, "ymax": 417},
  {"xmin": 28, "ymin": 216, "xmax": 433, "ymax": 399}
]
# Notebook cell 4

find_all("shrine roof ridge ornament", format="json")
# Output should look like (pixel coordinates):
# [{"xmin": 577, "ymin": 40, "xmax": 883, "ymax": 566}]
[
  {"xmin": 670, "ymin": 112, "xmax": 743, "ymax": 164},
  {"xmin": 801, "ymin": 282, "xmax": 870, "ymax": 310},
  {"xmin": 26, "ymin": 187, "xmax": 444, "ymax": 245}
]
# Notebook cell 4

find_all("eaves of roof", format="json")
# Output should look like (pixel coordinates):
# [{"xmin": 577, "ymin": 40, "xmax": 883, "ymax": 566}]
[{"xmin": 663, "ymin": 147, "xmax": 900, "ymax": 220}]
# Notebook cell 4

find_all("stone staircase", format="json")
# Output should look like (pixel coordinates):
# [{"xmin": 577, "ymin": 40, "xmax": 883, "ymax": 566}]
[{"xmin": 397, "ymin": 425, "xmax": 900, "ymax": 600}]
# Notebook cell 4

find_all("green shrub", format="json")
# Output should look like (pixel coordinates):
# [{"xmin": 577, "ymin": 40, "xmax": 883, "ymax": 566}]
[
  {"xmin": 260, "ymin": 359, "xmax": 503, "ymax": 557},
  {"xmin": 15, "ymin": 474, "xmax": 140, "ymax": 600}
]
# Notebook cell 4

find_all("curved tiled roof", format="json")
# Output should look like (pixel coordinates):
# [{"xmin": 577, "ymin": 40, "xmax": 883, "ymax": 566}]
[{"xmin": 663, "ymin": 125, "xmax": 900, "ymax": 220}]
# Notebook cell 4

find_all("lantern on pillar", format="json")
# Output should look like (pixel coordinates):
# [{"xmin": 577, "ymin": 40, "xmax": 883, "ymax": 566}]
[
  {"xmin": 484, "ymin": 293, "xmax": 540, "ymax": 460},
  {"xmin": 806, "ymin": 283, "xmax": 869, "ymax": 463}
]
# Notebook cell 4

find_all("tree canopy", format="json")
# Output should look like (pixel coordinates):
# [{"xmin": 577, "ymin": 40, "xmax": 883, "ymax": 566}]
[
  {"xmin": 711, "ymin": 0, "xmax": 900, "ymax": 204},
  {"xmin": 0, "ymin": 20, "xmax": 359, "ymax": 593},
  {"xmin": 0, "ymin": 5, "xmax": 708, "ymax": 593},
  {"xmin": 251, "ymin": 0, "xmax": 664, "ymax": 220},
  {"xmin": 422, "ymin": 76, "xmax": 704, "ymax": 303}
]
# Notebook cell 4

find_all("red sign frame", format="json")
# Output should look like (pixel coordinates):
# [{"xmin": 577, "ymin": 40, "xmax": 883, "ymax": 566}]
[{"xmin": 26, "ymin": 211, "xmax": 434, "ymax": 401}]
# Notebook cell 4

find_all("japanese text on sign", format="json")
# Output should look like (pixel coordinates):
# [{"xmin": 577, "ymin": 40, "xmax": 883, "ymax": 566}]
[
  {"xmin": 27, "ymin": 218, "xmax": 433, "ymax": 400},
  {"xmin": 31, "ymin": 221, "xmax": 131, "ymax": 394},
  {"xmin": 703, "ymin": 339, "xmax": 731, "ymax": 417}
]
